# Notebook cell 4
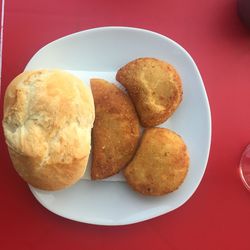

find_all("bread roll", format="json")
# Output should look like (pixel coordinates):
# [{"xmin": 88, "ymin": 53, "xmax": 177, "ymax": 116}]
[{"xmin": 2, "ymin": 69, "xmax": 95, "ymax": 190}]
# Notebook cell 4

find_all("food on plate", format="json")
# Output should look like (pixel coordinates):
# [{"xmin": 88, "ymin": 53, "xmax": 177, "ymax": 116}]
[
  {"xmin": 2, "ymin": 69, "xmax": 95, "ymax": 190},
  {"xmin": 116, "ymin": 57, "xmax": 183, "ymax": 127},
  {"xmin": 124, "ymin": 127, "xmax": 189, "ymax": 196},
  {"xmin": 90, "ymin": 78, "xmax": 140, "ymax": 180}
]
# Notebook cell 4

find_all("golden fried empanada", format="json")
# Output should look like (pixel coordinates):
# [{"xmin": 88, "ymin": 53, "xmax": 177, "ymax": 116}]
[
  {"xmin": 90, "ymin": 79, "xmax": 140, "ymax": 180},
  {"xmin": 124, "ymin": 127, "xmax": 189, "ymax": 195},
  {"xmin": 116, "ymin": 58, "xmax": 183, "ymax": 127}
]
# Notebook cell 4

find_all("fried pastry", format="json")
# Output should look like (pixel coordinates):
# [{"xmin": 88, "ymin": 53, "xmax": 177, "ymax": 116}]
[
  {"xmin": 124, "ymin": 127, "xmax": 189, "ymax": 196},
  {"xmin": 116, "ymin": 57, "xmax": 183, "ymax": 127},
  {"xmin": 90, "ymin": 78, "xmax": 140, "ymax": 180}
]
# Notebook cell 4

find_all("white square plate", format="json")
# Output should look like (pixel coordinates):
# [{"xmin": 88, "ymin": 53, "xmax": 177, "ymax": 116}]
[{"xmin": 25, "ymin": 26, "xmax": 211, "ymax": 225}]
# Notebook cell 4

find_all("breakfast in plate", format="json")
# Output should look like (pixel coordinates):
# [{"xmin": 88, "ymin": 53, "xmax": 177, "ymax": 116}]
[{"xmin": 2, "ymin": 58, "xmax": 189, "ymax": 196}]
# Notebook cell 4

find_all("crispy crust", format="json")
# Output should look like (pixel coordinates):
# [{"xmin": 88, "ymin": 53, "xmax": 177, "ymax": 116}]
[
  {"xmin": 116, "ymin": 58, "xmax": 183, "ymax": 127},
  {"xmin": 124, "ymin": 128, "xmax": 189, "ymax": 196},
  {"xmin": 2, "ymin": 70, "xmax": 95, "ymax": 190},
  {"xmin": 90, "ymin": 79, "xmax": 140, "ymax": 180},
  {"xmin": 8, "ymin": 147, "xmax": 89, "ymax": 190}
]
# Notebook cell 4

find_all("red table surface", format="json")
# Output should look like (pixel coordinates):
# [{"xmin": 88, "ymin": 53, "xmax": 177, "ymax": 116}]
[{"xmin": 1, "ymin": 0, "xmax": 250, "ymax": 249}]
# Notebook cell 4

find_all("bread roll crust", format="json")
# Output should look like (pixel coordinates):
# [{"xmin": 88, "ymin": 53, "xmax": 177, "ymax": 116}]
[{"xmin": 3, "ymin": 70, "xmax": 95, "ymax": 190}]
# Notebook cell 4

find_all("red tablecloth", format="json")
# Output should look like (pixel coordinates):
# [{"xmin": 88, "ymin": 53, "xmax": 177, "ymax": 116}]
[{"xmin": 1, "ymin": 0, "xmax": 250, "ymax": 249}]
